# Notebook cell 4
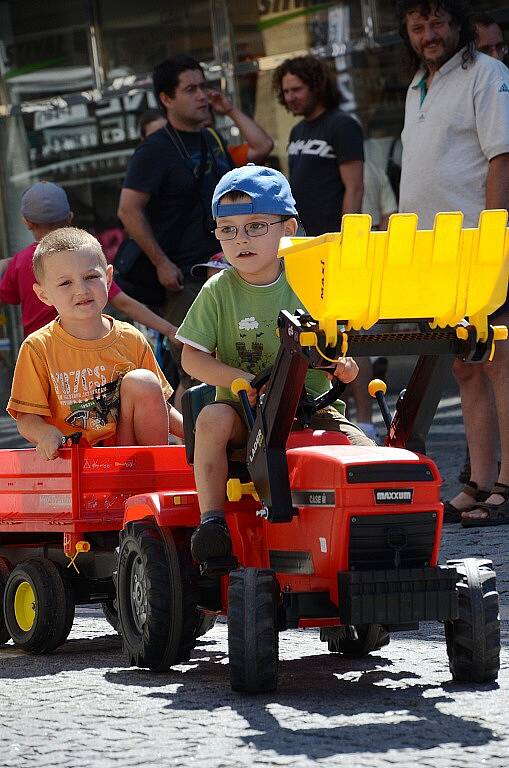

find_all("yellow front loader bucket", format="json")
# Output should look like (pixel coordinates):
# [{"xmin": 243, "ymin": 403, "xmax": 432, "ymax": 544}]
[{"xmin": 279, "ymin": 210, "xmax": 509, "ymax": 346}]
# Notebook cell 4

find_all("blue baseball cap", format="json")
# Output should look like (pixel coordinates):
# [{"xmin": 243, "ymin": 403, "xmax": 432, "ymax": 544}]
[
  {"xmin": 21, "ymin": 181, "xmax": 71, "ymax": 224},
  {"xmin": 212, "ymin": 164, "xmax": 298, "ymax": 219}
]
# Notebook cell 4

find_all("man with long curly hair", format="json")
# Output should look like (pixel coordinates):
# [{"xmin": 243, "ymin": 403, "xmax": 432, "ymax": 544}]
[
  {"xmin": 273, "ymin": 55, "xmax": 364, "ymax": 237},
  {"xmin": 397, "ymin": 1, "xmax": 509, "ymax": 527},
  {"xmin": 272, "ymin": 56, "xmax": 375, "ymax": 440}
]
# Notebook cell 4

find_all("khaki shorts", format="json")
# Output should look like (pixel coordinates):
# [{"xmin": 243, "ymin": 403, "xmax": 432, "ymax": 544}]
[
  {"xmin": 163, "ymin": 279, "xmax": 204, "ymax": 390},
  {"xmin": 208, "ymin": 400, "xmax": 375, "ymax": 449}
]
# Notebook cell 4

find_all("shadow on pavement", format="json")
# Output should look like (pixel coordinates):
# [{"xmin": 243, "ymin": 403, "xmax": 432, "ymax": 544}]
[
  {"xmin": 104, "ymin": 643, "xmax": 500, "ymax": 759},
  {"xmin": 0, "ymin": 633, "xmax": 123, "ymax": 678}
]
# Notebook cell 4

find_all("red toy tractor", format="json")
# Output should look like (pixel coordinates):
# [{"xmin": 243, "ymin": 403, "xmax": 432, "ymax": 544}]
[
  {"xmin": 114, "ymin": 308, "xmax": 502, "ymax": 692},
  {"xmin": 115, "ymin": 211, "xmax": 508, "ymax": 692},
  {"xmin": 0, "ymin": 212, "xmax": 505, "ymax": 695}
]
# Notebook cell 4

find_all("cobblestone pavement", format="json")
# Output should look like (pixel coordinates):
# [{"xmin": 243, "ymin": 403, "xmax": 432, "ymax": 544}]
[{"xmin": 1, "ymin": 395, "xmax": 508, "ymax": 768}]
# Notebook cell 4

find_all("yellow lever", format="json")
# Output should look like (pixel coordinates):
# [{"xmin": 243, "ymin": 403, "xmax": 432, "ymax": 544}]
[
  {"xmin": 493, "ymin": 325, "xmax": 508, "ymax": 342},
  {"xmin": 231, "ymin": 378, "xmax": 251, "ymax": 397},
  {"xmin": 368, "ymin": 378, "xmax": 387, "ymax": 398},
  {"xmin": 489, "ymin": 325, "xmax": 509, "ymax": 361},
  {"xmin": 227, "ymin": 479, "xmax": 259, "ymax": 502}
]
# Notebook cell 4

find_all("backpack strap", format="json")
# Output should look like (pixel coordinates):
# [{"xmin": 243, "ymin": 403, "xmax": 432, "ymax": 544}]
[{"xmin": 205, "ymin": 127, "xmax": 234, "ymax": 170}]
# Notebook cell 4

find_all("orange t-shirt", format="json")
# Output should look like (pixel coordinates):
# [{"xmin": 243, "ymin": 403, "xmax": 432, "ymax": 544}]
[{"xmin": 7, "ymin": 316, "xmax": 173, "ymax": 446}]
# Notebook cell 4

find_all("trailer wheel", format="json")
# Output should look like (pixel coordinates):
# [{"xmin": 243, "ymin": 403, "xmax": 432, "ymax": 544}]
[
  {"xmin": 4, "ymin": 559, "xmax": 74, "ymax": 653},
  {"xmin": 228, "ymin": 568, "xmax": 280, "ymax": 693},
  {"xmin": 52, "ymin": 566, "xmax": 76, "ymax": 648},
  {"xmin": 0, "ymin": 558, "xmax": 12, "ymax": 644},
  {"xmin": 327, "ymin": 624, "xmax": 390, "ymax": 657},
  {"xmin": 117, "ymin": 521, "xmax": 199, "ymax": 670},
  {"xmin": 445, "ymin": 558, "xmax": 500, "ymax": 683}
]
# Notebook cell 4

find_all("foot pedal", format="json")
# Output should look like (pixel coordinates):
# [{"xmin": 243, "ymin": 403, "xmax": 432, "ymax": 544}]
[{"xmin": 199, "ymin": 556, "xmax": 238, "ymax": 577}]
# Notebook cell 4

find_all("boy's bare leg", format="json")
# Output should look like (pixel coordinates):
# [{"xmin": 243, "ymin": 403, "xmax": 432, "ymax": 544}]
[
  {"xmin": 116, "ymin": 370, "xmax": 169, "ymax": 446},
  {"xmin": 191, "ymin": 403, "xmax": 247, "ymax": 562},
  {"xmin": 193, "ymin": 403, "xmax": 247, "ymax": 514},
  {"xmin": 449, "ymin": 359, "xmax": 497, "ymax": 511}
]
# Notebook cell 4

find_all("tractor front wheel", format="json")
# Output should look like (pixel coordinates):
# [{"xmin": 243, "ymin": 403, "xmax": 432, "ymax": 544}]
[
  {"xmin": 445, "ymin": 558, "xmax": 500, "ymax": 683},
  {"xmin": 117, "ymin": 521, "xmax": 199, "ymax": 670},
  {"xmin": 4, "ymin": 559, "xmax": 75, "ymax": 653},
  {"xmin": 228, "ymin": 568, "xmax": 280, "ymax": 693}
]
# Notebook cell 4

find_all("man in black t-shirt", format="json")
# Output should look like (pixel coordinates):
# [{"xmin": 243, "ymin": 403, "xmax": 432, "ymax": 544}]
[
  {"xmin": 274, "ymin": 55, "xmax": 364, "ymax": 236},
  {"xmin": 273, "ymin": 56, "xmax": 374, "ymax": 440},
  {"xmin": 118, "ymin": 55, "xmax": 273, "ymax": 405}
]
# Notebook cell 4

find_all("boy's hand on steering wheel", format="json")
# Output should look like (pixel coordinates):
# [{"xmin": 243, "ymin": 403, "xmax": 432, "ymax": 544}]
[
  {"xmin": 248, "ymin": 383, "xmax": 268, "ymax": 407},
  {"xmin": 240, "ymin": 372, "xmax": 267, "ymax": 407},
  {"xmin": 331, "ymin": 357, "xmax": 358, "ymax": 384}
]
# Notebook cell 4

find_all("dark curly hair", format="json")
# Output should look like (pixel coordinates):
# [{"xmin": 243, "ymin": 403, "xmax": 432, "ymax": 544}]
[
  {"xmin": 395, "ymin": 0, "xmax": 476, "ymax": 73},
  {"xmin": 273, "ymin": 55, "xmax": 342, "ymax": 111}
]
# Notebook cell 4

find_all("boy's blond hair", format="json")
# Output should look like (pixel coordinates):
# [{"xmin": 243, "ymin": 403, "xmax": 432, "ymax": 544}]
[{"xmin": 33, "ymin": 227, "xmax": 107, "ymax": 282}]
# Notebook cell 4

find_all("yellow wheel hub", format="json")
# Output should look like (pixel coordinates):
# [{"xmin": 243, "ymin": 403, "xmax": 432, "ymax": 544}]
[{"xmin": 14, "ymin": 581, "xmax": 36, "ymax": 632}]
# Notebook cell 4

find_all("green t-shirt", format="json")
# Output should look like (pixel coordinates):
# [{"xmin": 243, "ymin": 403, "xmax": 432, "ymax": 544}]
[{"xmin": 176, "ymin": 267, "xmax": 345, "ymax": 414}]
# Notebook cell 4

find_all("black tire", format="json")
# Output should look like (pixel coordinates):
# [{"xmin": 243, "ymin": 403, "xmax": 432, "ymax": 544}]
[
  {"xmin": 117, "ymin": 521, "xmax": 199, "ymax": 671},
  {"xmin": 101, "ymin": 600, "xmax": 119, "ymax": 632},
  {"xmin": 4, "ymin": 559, "xmax": 73, "ymax": 653},
  {"xmin": 0, "ymin": 558, "xmax": 12, "ymax": 644},
  {"xmin": 228, "ymin": 568, "xmax": 280, "ymax": 693},
  {"xmin": 445, "ymin": 558, "xmax": 500, "ymax": 683},
  {"xmin": 52, "ymin": 566, "xmax": 75, "ymax": 648},
  {"xmin": 327, "ymin": 624, "xmax": 390, "ymax": 657},
  {"xmin": 194, "ymin": 612, "xmax": 216, "ymax": 638}
]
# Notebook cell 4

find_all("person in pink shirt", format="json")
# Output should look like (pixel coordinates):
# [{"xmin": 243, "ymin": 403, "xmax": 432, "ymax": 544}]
[{"xmin": 0, "ymin": 181, "xmax": 178, "ymax": 340}]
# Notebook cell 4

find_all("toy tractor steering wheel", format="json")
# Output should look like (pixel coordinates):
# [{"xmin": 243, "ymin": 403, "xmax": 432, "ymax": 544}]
[{"xmin": 250, "ymin": 367, "xmax": 347, "ymax": 421}]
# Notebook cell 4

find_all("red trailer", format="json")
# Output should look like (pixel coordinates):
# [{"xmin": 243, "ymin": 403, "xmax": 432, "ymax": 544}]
[{"xmin": 0, "ymin": 439, "xmax": 204, "ymax": 653}]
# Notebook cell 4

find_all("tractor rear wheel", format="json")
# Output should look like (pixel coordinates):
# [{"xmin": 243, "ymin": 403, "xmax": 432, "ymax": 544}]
[
  {"xmin": 117, "ymin": 521, "xmax": 200, "ymax": 670},
  {"xmin": 327, "ymin": 624, "xmax": 390, "ymax": 657},
  {"xmin": 0, "ymin": 558, "xmax": 12, "ymax": 644},
  {"xmin": 228, "ymin": 568, "xmax": 280, "ymax": 693},
  {"xmin": 4, "ymin": 559, "xmax": 74, "ymax": 653},
  {"xmin": 445, "ymin": 558, "xmax": 500, "ymax": 683}
]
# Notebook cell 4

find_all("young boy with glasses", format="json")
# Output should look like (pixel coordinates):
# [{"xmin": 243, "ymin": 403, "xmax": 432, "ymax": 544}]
[{"xmin": 176, "ymin": 164, "xmax": 373, "ymax": 565}]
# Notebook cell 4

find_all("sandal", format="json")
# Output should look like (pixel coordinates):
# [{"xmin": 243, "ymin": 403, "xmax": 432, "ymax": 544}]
[
  {"xmin": 462, "ymin": 483, "xmax": 509, "ymax": 528},
  {"xmin": 443, "ymin": 481, "xmax": 490, "ymax": 524}
]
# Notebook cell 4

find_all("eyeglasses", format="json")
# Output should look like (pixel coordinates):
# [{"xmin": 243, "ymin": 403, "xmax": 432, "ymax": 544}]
[
  {"xmin": 478, "ymin": 43, "xmax": 508, "ymax": 56},
  {"xmin": 214, "ymin": 219, "xmax": 286, "ymax": 241}
]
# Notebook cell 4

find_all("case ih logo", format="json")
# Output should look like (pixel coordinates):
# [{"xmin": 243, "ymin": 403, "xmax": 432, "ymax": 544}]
[{"xmin": 374, "ymin": 489, "xmax": 413, "ymax": 504}]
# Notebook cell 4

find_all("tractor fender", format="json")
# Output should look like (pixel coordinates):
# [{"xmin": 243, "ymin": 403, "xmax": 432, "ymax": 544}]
[{"xmin": 123, "ymin": 491, "xmax": 200, "ymax": 529}]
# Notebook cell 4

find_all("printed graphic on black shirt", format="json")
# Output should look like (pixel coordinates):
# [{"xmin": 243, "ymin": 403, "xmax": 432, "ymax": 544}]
[
  {"xmin": 65, "ymin": 378, "xmax": 122, "ymax": 431},
  {"xmin": 123, "ymin": 127, "xmax": 231, "ymax": 273},
  {"xmin": 288, "ymin": 108, "xmax": 364, "ymax": 236}
]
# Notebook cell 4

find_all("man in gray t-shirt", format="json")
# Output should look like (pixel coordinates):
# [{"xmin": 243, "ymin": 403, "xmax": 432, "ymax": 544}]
[{"xmin": 397, "ymin": 0, "xmax": 509, "ymax": 527}]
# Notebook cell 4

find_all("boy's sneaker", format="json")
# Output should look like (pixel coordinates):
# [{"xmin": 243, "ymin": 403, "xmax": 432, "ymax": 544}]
[{"xmin": 191, "ymin": 516, "xmax": 232, "ymax": 563}]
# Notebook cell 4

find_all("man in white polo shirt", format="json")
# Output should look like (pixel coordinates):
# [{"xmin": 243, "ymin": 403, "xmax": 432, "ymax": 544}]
[{"xmin": 397, "ymin": 0, "xmax": 509, "ymax": 527}]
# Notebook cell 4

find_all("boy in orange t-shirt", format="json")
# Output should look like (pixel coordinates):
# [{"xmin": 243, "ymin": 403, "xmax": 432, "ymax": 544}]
[{"xmin": 7, "ymin": 227, "xmax": 183, "ymax": 459}]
